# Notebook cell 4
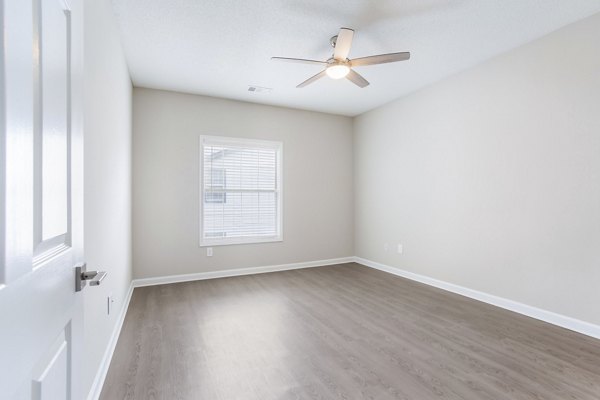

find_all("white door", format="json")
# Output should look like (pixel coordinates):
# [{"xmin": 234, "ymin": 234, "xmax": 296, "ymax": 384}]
[{"xmin": 0, "ymin": 0, "xmax": 85, "ymax": 399}]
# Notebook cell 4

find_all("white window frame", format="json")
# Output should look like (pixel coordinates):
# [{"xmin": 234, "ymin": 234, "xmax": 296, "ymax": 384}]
[{"xmin": 199, "ymin": 135, "xmax": 283, "ymax": 247}]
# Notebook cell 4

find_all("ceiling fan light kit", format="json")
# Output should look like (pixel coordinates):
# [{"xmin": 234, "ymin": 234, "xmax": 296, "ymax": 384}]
[
  {"xmin": 272, "ymin": 27, "xmax": 410, "ymax": 88},
  {"xmin": 326, "ymin": 62, "xmax": 350, "ymax": 79}
]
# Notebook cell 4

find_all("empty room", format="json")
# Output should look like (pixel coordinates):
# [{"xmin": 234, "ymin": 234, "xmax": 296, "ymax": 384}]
[{"xmin": 2, "ymin": 0, "xmax": 600, "ymax": 399}]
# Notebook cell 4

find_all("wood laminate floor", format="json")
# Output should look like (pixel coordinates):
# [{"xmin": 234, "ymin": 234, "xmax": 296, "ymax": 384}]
[{"xmin": 100, "ymin": 263, "xmax": 600, "ymax": 400}]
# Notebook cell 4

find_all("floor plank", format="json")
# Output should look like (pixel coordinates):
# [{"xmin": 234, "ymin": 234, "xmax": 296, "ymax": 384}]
[{"xmin": 100, "ymin": 263, "xmax": 600, "ymax": 400}]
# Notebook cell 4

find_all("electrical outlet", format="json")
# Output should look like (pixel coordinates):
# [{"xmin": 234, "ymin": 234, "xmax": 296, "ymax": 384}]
[
  {"xmin": 207, "ymin": 247, "xmax": 213, "ymax": 257},
  {"xmin": 397, "ymin": 244, "xmax": 403, "ymax": 254},
  {"xmin": 384, "ymin": 243, "xmax": 389, "ymax": 252},
  {"xmin": 107, "ymin": 293, "xmax": 114, "ymax": 315}
]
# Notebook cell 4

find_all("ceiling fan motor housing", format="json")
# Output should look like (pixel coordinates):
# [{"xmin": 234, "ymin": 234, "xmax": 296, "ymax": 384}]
[{"xmin": 327, "ymin": 57, "xmax": 349, "ymax": 66}]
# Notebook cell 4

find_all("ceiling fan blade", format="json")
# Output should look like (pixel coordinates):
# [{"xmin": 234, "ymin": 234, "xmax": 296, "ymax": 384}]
[
  {"xmin": 350, "ymin": 52, "xmax": 410, "ymax": 67},
  {"xmin": 346, "ymin": 69, "xmax": 369, "ymax": 88},
  {"xmin": 333, "ymin": 28, "xmax": 354, "ymax": 60},
  {"xmin": 271, "ymin": 57, "xmax": 326, "ymax": 66},
  {"xmin": 297, "ymin": 70, "xmax": 327, "ymax": 88}
]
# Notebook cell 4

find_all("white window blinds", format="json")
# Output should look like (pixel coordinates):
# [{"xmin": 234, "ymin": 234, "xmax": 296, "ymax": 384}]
[{"xmin": 200, "ymin": 136, "xmax": 282, "ymax": 246}]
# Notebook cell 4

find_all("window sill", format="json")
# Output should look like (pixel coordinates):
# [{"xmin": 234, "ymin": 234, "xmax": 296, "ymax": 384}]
[{"xmin": 199, "ymin": 236, "xmax": 283, "ymax": 247}]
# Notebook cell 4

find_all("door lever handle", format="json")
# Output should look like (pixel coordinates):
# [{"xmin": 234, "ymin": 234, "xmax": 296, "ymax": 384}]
[
  {"xmin": 82, "ymin": 270, "xmax": 107, "ymax": 286},
  {"xmin": 75, "ymin": 264, "xmax": 107, "ymax": 291}
]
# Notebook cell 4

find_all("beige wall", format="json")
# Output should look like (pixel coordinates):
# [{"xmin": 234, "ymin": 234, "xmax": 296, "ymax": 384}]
[
  {"xmin": 354, "ymin": 13, "xmax": 600, "ymax": 326},
  {"xmin": 83, "ymin": 0, "xmax": 132, "ymax": 396},
  {"xmin": 133, "ymin": 88, "xmax": 353, "ymax": 279}
]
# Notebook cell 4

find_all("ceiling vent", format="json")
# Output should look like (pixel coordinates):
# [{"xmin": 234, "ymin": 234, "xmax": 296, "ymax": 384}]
[{"xmin": 248, "ymin": 85, "xmax": 273, "ymax": 93}]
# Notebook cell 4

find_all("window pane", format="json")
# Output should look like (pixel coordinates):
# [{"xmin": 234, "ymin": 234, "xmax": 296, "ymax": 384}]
[{"xmin": 204, "ymin": 146, "xmax": 277, "ymax": 191}]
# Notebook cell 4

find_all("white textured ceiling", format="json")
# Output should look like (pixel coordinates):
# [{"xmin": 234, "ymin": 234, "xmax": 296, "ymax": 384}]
[{"xmin": 111, "ymin": 0, "xmax": 600, "ymax": 116}]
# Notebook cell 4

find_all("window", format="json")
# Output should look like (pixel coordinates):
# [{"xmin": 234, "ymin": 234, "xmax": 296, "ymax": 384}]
[{"xmin": 200, "ymin": 135, "xmax": 282, "ymax": 246}]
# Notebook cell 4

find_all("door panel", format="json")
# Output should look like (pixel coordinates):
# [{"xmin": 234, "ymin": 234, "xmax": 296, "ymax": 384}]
[
  {"xmin": 38, "ymin": 0, "xmax": 69, "ymax": 243},
  {"xmin": 33, "ymin": 0, "xmax": 72, "ymax": 262},
  {"xmin": 0, "ymin": 0, "xmax": 84, "ymax": 398},
  {"xmin": 32, "ymin": 328, "xmax": 70, "ymax": 400}
]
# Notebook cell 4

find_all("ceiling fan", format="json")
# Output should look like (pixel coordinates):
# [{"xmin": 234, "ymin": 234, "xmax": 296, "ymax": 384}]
[{"xmin": 272, "ymin": 28, "xmax": 410, "ymax": 88}]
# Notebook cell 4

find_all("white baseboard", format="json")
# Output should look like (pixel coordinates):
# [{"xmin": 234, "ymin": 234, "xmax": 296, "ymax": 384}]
[
  {"xmin": 87, "ymin": 281, "xmax": 135, "ymax": 400},
  {"xmin": 354, "ymin": 257, "xmax": 600, "ymax": 340},
  {"xmin": 132, "ymin": 257, "xmax": 355, "ymax": 288}
]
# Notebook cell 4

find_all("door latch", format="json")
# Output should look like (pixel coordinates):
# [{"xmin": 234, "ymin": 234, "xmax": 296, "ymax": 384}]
[{"xmin": 75, "ymin": 263, "xmax": 107, "ymax": 292}]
